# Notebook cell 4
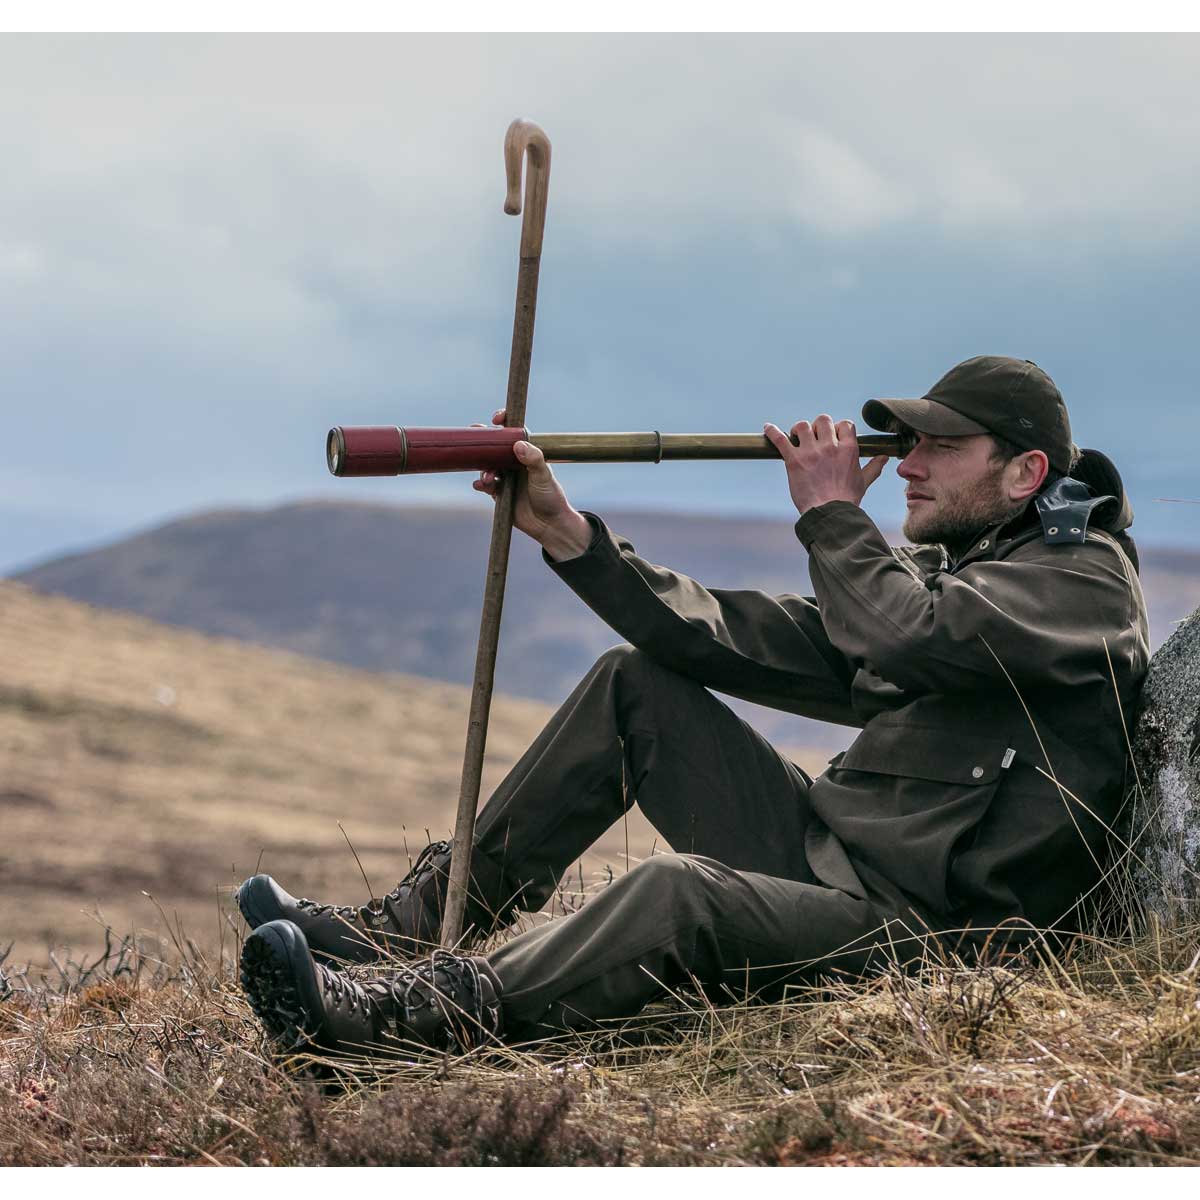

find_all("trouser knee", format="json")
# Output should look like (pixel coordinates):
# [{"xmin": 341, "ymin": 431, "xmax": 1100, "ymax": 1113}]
[
  {"xmin": 619, "ymin": 853, "xmax": 707, "ymax": 916},
  {"xmin": 589, "ymin": 643, "xmax": 656, "ymax": 683},
  {"xmin": 587, "ymin": 644, "xmax": 705, "ymax": 729}
]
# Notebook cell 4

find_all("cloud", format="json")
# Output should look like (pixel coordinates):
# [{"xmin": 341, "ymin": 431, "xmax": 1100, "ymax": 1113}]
[
  {"xmin": 784, "ymin": 124, "xmax": 912, "ymax": 234},
  {"xmin": 0, "ymin": 34, "xmax": 1197, "ymax": 563}
]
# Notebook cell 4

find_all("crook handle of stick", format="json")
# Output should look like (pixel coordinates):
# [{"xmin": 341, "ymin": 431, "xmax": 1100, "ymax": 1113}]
[{"xmin": 504, "ymin": 119, "xmax": 552, "ymax": 263}]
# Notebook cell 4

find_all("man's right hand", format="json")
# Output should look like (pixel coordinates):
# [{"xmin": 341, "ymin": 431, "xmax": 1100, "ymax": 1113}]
[{"xmin": 472, "ymin": 410, "xmax": 594, "ymax": 561}]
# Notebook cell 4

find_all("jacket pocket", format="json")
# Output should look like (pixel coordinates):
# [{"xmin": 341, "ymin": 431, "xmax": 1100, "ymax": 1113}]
[
  {"xmin": 838, "ymin": 722, "xmax": 1007, "ymax": 787},
  {"xmin": 815, "ymin": 723, "xmax": 1008, "ymax": 913}
]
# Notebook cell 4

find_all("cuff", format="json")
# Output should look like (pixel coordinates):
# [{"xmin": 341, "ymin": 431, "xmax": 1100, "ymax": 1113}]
[
  {"xmin": 541, "ymin": 511, "xmax": 613, "ymax": 570},
  {"xmin": 794, "ymin": 500, "xmax": 876, "ymax": 551}
]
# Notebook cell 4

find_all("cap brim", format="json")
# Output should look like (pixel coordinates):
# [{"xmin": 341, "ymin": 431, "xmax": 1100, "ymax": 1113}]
[{"xmin": 862, "ymin": 397, "xmax": 990, "ymax": 437}]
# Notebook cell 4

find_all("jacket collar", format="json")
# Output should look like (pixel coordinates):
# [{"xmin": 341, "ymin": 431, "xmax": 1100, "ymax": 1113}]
[
  {"xmin": 947, "ymin": 470, "xmax": 1122, "ymax": 570},
  {"xmin": 947, "ymin": 498, "xmax": 1041, "ymax": 571}
]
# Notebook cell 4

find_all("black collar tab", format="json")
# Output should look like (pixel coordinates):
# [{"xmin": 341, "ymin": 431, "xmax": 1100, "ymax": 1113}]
[{"xmin": 1035, "ymin": 476, "xmax": 1115, "ymax": 545}]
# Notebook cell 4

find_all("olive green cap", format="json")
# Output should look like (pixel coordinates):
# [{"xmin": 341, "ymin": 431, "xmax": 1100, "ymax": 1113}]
[{"xmin": 863, "ymin": 356, "xmax": 1074, "ymax": 474}]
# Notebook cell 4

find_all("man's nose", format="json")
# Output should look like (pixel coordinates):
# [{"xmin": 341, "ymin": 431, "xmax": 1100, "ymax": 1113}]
[{"xmin": 896, "ymin": 453, "xmax": 924, "ymax": 481}]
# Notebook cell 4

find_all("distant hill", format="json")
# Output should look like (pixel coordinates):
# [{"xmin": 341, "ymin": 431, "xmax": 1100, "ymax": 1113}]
[{"xmin": 14, "ymin": 501, "xmax": 1200, "ymax": 751}]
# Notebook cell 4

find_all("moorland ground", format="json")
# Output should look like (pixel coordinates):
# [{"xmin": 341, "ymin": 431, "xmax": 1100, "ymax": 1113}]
[{"xmin": 3, "ymin": 581, "xmax": 1198, "ymax": 1166}]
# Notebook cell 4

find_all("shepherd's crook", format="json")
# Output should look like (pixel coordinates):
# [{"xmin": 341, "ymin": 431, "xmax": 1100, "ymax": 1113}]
[{"xmin": 441, "ymin": 120, "xmax": 551, "ymax": 949}]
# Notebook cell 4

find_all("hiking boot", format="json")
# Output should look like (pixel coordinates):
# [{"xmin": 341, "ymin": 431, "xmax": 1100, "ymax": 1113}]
[
  {"xmin": 236, "ymin": 839, "xmax": 516, "ymax": 965},
  {"xmin": 239, "ymin": 919, "xmax": 503, "ymax": 1060}
]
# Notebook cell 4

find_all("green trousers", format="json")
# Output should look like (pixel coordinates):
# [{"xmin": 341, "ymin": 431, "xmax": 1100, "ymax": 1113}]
[{"xmin": 471, "ymin": 647, "xmax": 917, "ymax": 1039}]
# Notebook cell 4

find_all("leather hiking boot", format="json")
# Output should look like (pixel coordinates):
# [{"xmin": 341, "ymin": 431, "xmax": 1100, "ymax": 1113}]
[
  {"xmin": 236, "ymin": 839, "xmax": 515, "ymax": 965},
  {"xmin": 239, "ymin": 919, "xmax": 504, "ymax": 1061}
]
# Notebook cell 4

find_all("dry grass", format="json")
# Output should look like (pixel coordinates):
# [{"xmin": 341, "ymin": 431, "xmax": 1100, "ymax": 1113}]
[
  {"xmin": 0, "ymin": 580, "xmax": 540, "ymax": 960},
  {"xmin": 5, "ymin": 912, "xmax": 1200, "ymax": 1166},
  {"xmin": 6, "ymin": 581, "xmax": 1199, "ymax": 1166}
]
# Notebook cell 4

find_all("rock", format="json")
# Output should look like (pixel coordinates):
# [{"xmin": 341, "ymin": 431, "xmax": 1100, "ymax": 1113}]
[{"xmin": 1129, "ymin": 606, "xmax": 1200, "ymax": 921}]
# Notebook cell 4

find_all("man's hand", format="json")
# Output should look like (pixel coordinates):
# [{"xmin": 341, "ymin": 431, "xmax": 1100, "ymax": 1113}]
[
  {"xmin": 472, "ymin": 410, "xmax": 593, "ymax": 560},
  {"xmin": 763, "ymin": 415, "xmax": 889, "ymax": 518}
]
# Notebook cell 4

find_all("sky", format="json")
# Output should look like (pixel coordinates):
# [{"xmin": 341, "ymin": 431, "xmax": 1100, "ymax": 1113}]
[{"xmin": 2, "ymin": 32, "xmax": 1199, "ymax": 574}]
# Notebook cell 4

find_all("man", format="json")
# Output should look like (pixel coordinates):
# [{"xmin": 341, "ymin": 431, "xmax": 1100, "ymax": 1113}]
[{"xmin": 237, "ymin": 355, "xmax": 1149, "ymax": 1060}]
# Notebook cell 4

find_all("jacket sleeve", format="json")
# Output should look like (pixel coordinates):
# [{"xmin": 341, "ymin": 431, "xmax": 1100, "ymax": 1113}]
[
  {"xmin": 545, "ymin": 513, "xmax": 861, "ymax": 725},
  {"xmin": 795, "ymin": 500, "xmax": 1144, "ymax": 695}
]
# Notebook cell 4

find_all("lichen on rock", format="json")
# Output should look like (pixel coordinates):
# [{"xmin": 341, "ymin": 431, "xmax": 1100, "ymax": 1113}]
[{"xmin": 1128, "ymin": 606, "xmax": 1200, "ymax": 921}]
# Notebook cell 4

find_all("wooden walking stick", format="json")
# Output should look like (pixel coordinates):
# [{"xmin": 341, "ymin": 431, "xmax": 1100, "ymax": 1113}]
[{"xmin": 440, "ymin": 119, "xmax": 552, "ymax": 949}]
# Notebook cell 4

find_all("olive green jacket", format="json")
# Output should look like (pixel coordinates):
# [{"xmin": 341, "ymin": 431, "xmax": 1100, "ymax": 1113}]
[{"xmin": 548, "ymin": 493, "xmax": 1149, "ymax": 944}]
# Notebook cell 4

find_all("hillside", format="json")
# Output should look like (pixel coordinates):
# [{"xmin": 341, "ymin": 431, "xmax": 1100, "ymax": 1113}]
[
  {"xmin": 7, "ymin": 585, "xmax": 1200, "ymax": 1167},
  {"xmin": 0, "ymin": 582, "xmax": 827, "ymax": 966},
  {"xmin": 16, "ymin": 500, "xmax": 1200, "ymax": 752}
]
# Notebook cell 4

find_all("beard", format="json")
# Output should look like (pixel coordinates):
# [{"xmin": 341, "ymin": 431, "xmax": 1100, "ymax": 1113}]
[{"xmin": 902, "ymin": 464, "xmax": 1023, "ymax": 556}]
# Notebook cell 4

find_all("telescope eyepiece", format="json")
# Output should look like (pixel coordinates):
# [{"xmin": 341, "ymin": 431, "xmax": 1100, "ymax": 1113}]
[{"xmin": 326, "ymin": 428, "xmax": 344, "ymax": 476}]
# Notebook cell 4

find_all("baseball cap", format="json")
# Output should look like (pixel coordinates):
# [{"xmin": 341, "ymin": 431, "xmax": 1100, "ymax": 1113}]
[{"xmin": 862, "ymin": 356, "xmax": 1074, "ymax": 475}]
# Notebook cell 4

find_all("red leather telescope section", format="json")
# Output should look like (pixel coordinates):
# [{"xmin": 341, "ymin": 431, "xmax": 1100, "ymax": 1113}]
[
  {"xmin": 327, "ymin": 426, "xmax": 529, "ymax": 476},
  {"xmin": 405, "ymin": 426, "xmax": 528, "ymax": 474}
]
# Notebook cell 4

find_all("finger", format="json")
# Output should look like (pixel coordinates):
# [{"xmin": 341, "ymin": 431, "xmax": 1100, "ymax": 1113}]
[
  {"xmin": 470, "ymin": 422, "xmax": 486, "ymax": 429},
  {"xmin": 788, "ymin": 419, "xmax": 814, "ymax": 451},
  {"xmin": 860, "ymin": 455, "xmax": 888, "ymax": 489},
  {"xmin": 812, "ymin": 414, "xmax": 837, "ymax": 443},
  {"xmin": 492, "ymin": 409, "xmax": 506, "ymax": 425},
  {"xmin": 837, "ymin": 418, "xmax": 861, "ymax": 458},
  {"xmin": 763, "ymin": 422, "xmax": 791, "ymax": 454}
]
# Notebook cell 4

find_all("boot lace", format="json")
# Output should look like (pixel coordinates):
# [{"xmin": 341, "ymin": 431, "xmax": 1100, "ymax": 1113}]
[
  {"xmin": 297, "ymin": 898, "xmax": 360, "ymax": 920},
  {"xmin": 383, "ymin": 950, "xmax": 500, "ymax": 1051},
  {"xmin": 384, "ymin": 840, "xmax": 452, "ymax": 904},
  {"xmin": 319, "ymin": 963, "xmax": 364, "ymax": 1014}
]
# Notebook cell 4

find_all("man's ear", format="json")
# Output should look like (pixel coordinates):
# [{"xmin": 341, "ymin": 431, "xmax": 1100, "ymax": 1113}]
[{"xmin": 1007, "ymin": 449, "xmax": 1050, "ymax": 503}]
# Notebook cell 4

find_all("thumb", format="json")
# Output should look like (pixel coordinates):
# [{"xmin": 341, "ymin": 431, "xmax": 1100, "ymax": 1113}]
[
  {"xmin": 861, "ymin": 455, "xmax": 888, "ymax": 489},
  {"xmin": 514, "ymin": 440, "xmax": 548, "ymax": 472}
]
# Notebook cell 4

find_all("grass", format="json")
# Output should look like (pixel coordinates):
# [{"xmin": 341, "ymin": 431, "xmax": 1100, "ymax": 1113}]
[
  {"xmin": 5, "ymin": 908, "xmax": 1200, "ymax": 1166},
  {"xmin": 5, "ymin": 580, "xmax": 1199, "ymax": 1166}
]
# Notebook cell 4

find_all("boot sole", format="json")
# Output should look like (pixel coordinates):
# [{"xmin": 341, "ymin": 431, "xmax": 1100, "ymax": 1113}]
[{"xmin": 240, "ymin": 920, "xmax": 329, "ymax": 1055}]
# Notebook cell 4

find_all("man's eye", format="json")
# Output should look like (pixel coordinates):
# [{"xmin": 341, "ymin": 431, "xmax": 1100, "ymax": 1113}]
[{"xmin": 936, "ymin": 443, "xmax": 958, "ymax": 452}]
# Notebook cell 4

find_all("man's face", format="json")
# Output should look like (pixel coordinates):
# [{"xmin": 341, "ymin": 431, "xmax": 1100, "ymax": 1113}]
[{"xmin": 896, "ymin": 431, "xmax": 1020, "ymax": 547}]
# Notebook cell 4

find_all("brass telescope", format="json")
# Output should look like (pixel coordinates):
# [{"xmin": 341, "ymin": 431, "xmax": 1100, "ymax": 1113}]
[{"xmin": 327, "ymin": 425, "xmax": 904, "ymax": 477}]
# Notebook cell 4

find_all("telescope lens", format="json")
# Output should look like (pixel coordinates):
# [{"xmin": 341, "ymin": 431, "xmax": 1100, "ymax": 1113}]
[{"xmin": 327, "ymin": 429, "xmax": 341, "ymax": 475}]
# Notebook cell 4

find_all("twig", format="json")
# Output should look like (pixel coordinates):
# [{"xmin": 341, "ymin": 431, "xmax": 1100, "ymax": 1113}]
[{"xmin": 338, "ymin": 820, "xmax": 376, "ymax": 901}]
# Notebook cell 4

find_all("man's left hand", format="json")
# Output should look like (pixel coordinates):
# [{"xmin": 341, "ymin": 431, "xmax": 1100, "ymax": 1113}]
[{"xmin": 764, "ymin": 415, "xmax": 889, "ymax": 517}]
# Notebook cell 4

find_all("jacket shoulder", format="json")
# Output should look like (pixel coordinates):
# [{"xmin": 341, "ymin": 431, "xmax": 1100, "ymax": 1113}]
[
  {"xmin": 992, "ymin": 525, "xmax": 1147, "ymax": 626},
  {"xmin": 999, "ymin": 524, "xmax": 1134, "ymax": 570}
]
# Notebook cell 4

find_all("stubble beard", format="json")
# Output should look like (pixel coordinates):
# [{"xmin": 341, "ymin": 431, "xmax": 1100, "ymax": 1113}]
[{"xmin": 902, "ymin": 463, "xmax": 1023, "ymax": 556}]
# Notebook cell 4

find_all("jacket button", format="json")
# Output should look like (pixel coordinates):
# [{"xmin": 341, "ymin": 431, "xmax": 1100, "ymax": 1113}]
[{"xmin": 972, "ymin": 766, "xmax": 984, "ymax": 779}]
